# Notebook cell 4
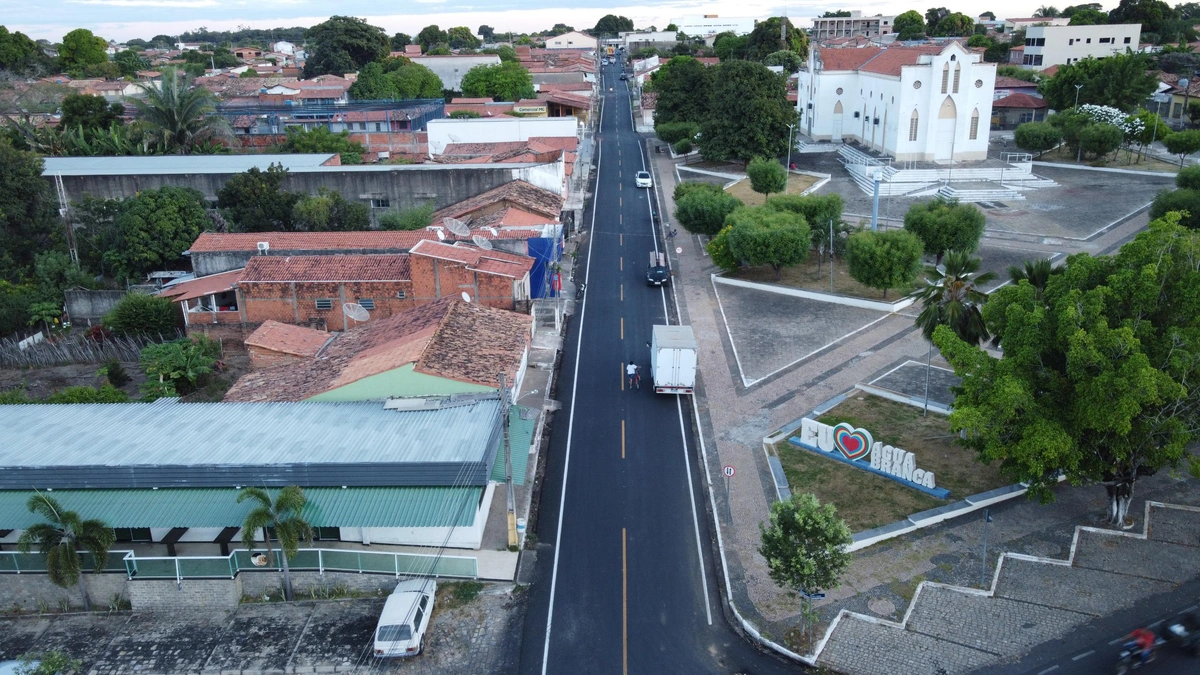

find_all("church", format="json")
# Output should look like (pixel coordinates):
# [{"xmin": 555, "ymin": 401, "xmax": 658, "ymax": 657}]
[{"xmin": 796, "ymin": 42, "xmax": 997, "ymax": 162}]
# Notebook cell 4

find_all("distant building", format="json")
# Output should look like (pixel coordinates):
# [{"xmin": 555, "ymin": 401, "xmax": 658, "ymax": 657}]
[
  {"xmin": 670, "ymin": 14, "xmax": 756, "ymax": 36},
  {"xmin": 811, "ymin": 11, "xmax": 897, "ymax": 41},
  {"xmin": 1003, "ymin": 17, "xmax": 1070, "ymax": 33},
  {"xmin": 544, "ymin": 31, "xmax": 598, "ymax": 50},
  {"xmin": 1018, "ymin": 23, "xmax": 1141, "ymax": 70},
  {"xmin": 271, "ymin": 40, "xmax": 297, "ymax": 55},
  {"xmin": 409, "ymin": 54, "xmax": 502, "ymax": 91}
]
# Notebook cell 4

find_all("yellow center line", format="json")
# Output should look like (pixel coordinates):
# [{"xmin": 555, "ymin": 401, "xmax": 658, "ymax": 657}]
[
  {"xmin": 621, "ymin": 419, "xmax": 625, "ymax": 459},
  {"xmin": 622, "ymin": 528, "xmax": 628, "ymax": 675}
]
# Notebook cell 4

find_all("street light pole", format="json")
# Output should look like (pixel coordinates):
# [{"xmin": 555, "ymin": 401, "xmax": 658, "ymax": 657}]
[
  {"xmin": 979, "ymin": 508, "xmax": 994, "ymax": 589},
  {"xmin": 1074, "ymin": 83, "xmax": 1084, "ymax": 163},
  {"xmin": 786, "ymin": 122, "xmax": 796, "ymax": 190}
]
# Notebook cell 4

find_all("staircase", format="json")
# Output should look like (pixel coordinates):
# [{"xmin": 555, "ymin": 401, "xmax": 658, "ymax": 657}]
[{"xmin": 937, "ymin": 185, "xmax": 1026, "ymax": 202}]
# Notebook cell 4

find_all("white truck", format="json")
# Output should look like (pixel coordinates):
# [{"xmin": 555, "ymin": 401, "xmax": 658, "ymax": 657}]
[{"xmin": 650, "ymin": 325, "xmax": 697, "ymax": 394}]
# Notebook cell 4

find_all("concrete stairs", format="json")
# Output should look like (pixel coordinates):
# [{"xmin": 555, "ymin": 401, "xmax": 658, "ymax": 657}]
[
  {"xmin": 814, "ymin": 502, "xmax": 1200, "ymax": 675},
  {"xmin": 937, "ymin": 185, "xmax": 1026, "ymax": 202}
]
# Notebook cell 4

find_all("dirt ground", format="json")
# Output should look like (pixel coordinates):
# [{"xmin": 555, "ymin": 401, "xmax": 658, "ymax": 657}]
[
  {"xmin": 724, "ymin": 173, "xmax": 821, "ymax": 205},
  {"xmin": 0, "ymin": 351, "xmax": 250, "ymax": 402}
]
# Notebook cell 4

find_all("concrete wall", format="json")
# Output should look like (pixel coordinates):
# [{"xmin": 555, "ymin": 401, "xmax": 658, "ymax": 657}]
[
  {"xmin": 0, "ymin": 572, "xmax": 128, "ymax": 611},
  {"xmin": 410, "ymin": 54, "xmax": 501, "ymax": 91},
  {"xmin": 64, "ymin": 289, "xmax": 127, "ymax": 325},
  {"xmin": 426, "ymin": 117, "xmax": 579, "ymax": 155},
  {"xmin": 128, "ymin": 576, "xmax": 243, "ymax": 611},
  {"xmin": 241, "ymin": 570, "xmax": 413, "ymax": 599}
]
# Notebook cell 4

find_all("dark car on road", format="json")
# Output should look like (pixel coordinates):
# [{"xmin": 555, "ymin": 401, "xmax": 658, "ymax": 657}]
[{"xmin": 647, "ymin": 251, "xmax": 669, "ymax": 286}]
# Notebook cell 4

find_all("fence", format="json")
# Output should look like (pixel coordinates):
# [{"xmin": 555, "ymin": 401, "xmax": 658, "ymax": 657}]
[
  {"xmin": 0, "ymin": 330, "xmax": 181, "ymax": 368},
  {"xmin": 0, "ymin": 550, "xmax": 130, "ymax": 574},
  {"xmin": 121, "ymin": 549, "xmax": 479, "ymax": 583}
]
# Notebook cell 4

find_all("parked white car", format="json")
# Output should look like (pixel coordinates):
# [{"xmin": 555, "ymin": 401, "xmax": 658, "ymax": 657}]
[
  {"xmin": 635, "ymin": 171, "xmax": 653, "ymax": 188},
  {"xmin": 374, "ymin": 579, "xmax": 437, "ymax": 658}
]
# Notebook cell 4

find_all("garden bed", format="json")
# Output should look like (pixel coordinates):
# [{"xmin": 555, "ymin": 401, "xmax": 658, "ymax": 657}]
[
  {"xmin": 1036, "ymin": 145, "xmax": 1179, "ymax": 173},
  {"xmin": 774, "ymin": 394, "xmax": 1007, "ymax": 532},
  {"xmin": 731, "ymin": 255, "xmax": 914, "ymax": 301},
  {"xmin": 724, "ymin": 173, "xmax": 820, "ymax": 205}
]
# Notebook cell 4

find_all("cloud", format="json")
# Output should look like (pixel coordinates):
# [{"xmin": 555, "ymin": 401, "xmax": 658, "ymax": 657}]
[{"xmin": 68, "ymin": 0, "xmax": 220, "ymax": 6}]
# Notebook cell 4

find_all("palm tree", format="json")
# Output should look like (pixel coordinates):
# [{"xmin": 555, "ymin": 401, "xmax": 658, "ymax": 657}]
[
  {"xmin": 17, "ymin": 494, "xmax": 116, "ymax": 611},
  {"xmin": 1007, "ymin": 257, "xmax": 1058, "ymax": 299},
  {"xmin": 1033, "ymin": 5, "xmax": 1060, "ymax": 18},
  {"xmin": 237, "ymin": 486, "xmax": 313, "ymax": 601},
  {"xmin": 911, "ymin": 250, "xmax": 997, "ymax": 347},
  {"xmin": 130, "ymin": 67, "xmax": 234, "ymax": 154}
]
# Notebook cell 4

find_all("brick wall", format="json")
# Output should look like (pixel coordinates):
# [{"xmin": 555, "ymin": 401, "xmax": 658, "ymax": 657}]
[
  {"xmin": 239, "ymin": 281, "xmax": 416, "ymax": 330},
  {"xmin": 247, "ymin": 345, "xmax": 307, "ymax": 370},
  {"xmin": 408, "ymin": 256, "xmax": 516, "ymax": 310},
  {"xmin": 127, "ymin": 577, "xmax": 243, "ymax": 611},
  {"xmin": 185, "ymin": 322, "xmax": 256, "ymax": 352},
  {"xmin": 0, "ymin": 572, "xmax": 128, "ymax": 611}
]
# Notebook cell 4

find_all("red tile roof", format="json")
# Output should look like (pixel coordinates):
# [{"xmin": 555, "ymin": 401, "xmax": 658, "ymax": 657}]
[
  {"xmin": 409, "ymin": 240, "xmax": 535, "ymax": 279},
  {"xmin": 239, "ymin": 255, "xmax": 411, "ymax": 282},
  {"xmin": 991, "ymin": 93, "xmax": 1048, "ymax": 109},
  {"xmin": 818, "ymin": 47, "xmax": 883, "ymax": 71},
  {"xmin": 1040, "ymin": 64, "xmax": 1060, "ymax": 77},
  {"xmin": 431, "ymin": 180, "xmax": 563, "ymax": 222},
  {"xmin": 190, "ymin": 231, "xmax": 428, "ymax": 253},
  {"xmin": 859, "ymin": 45, "xmax": 945, "ymax": 76},
  {"xmin": 158, "ymin": 269, "xmax": 243, "ymax": 302},
  {"xmin": 245, "ymin": 320, "xmax": 331, "ymax": 357},
  {"xmin": 994, "ymin": 76, "xmax": 1036, "ymax": 88}
]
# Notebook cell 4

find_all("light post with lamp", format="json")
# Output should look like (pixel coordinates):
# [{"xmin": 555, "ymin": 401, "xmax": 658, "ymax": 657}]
[
  {"xmin": 1074, "ymin": 83, "xmax": 1084, "ymax": 162},
  {"xmin": 786, "ymin": 122, "xmax": 796, "ymax": 190},
  {"xmin": 979, "ymin": 508, "xmax": 994, "ymax": 589},
  {"xmin": 1180, "ymin": 78, "xmax": 1192, "ymax": 129}
]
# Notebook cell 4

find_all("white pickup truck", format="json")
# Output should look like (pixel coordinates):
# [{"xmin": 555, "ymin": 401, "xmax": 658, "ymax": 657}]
[{"xmin": 650, "ymin": 325, "xmax": 697, "ymax": 394}]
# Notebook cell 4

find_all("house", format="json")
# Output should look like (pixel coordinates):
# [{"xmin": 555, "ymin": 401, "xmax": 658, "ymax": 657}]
[
  {"xmin": 226, "ymin": 297, "xmax": 532, "ymax": 401},
  {"xmin": 545, "ymin": 31, "xmax": 598, "ymax": 50},
  {"xmin": 993, "ymin": 75, "xmax": 1040, "ymax": 100},
  {"xmin": 272, "ymin": 40, "xmax": 297, "ymax": 55},
  {"xmin": 426, "ymin": 116, "xmax": 579, "ymax": 156},
  {"xmin": 670, "ymin": 15, "xmax": 756, "ymax": 36},
  {"xmin": 811, "ymin": 12, "xmax": 896, "ymax": 40},
  {"xmin": 990, "ymin": 93, "xmax": 1048, "ymax": 129},
  {"xmin": 407, "ymin": 240, "xmax": 534, "ymax": 310},
  {"xmin": 233, "ymin": 47, "xmax": 263, "ymax": 60},
  {"xmin": 797, "ymin": 42, "xmax": 996, "ymax": 162},
  {"xmin": 409, "ymin": 54, "xmax": 501, "ymax": 92},
  {"xmin": 1018, "ymin": 24, "xmax": 1141, "ymax": 69},
  {"xmin": 175, "ymin": 42, "xmax": 202, "ymax": 51}
]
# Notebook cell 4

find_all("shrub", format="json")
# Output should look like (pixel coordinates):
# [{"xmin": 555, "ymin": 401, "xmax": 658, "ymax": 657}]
[
  {"xmin": 449, "ymin": 110, "xmax": 481, "ymax": 118},
  {"xmin": 1013, "ymin": 121, "xmax": 1062, "ymax": 158},
  {"xmin": 706, "ymin": 225, "xmax": 738, "ymax": 271},
  {"xmin": 1149, "ymin": 187, "xmax": 1200, "ymax": 229},
  {"xmin": 44, "ymin": 385, "xmax": 130, "ymax": 403},
  {"xmin": 673, "ymin": 139, "xmax": 693, "ymax": 155},
  {"xmin": 1078, "ymin": 123, "xmax": 1122, "ymax": 160},
  {"xmin": 845, "ymin": 229, "xmax": 924, "ymax": 298},
  {"xmin": 675, "ymin": 185, "xmax": 742, "ymax": 235},
  {"xmin": 903, "ymin": 197, "xmax": 985, "ymax": 262},
  {"xmin": 139, "ymin": 335, "xmax": 221, "ymax": 398},
  {"xmin": 99, "ymin": 359, "xmax": 131, "ymax": 388},
  {"xmin": 103, "ymin": 293, "xmax": 182, "ymax": 337},
  {"xmin": 1177, "ymin": 164, "xmax": 1200, "ymax": 190},
  {"xmin": 673, "ymin": 181, "xmax": 718, "ymax": 202},
  {"xmin": 378, "ymin": 203, "xmax": 435, "ymax": 230},
  {"xmin": 655, "ymin": 121, "xmax": 700, "ymax": 145},
  {"xmin": 747, "ymin": 156, "xmax": 787, "ymax": 197}
]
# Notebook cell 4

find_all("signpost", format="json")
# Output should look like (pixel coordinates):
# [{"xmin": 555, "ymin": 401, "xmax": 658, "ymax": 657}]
[
  {"xmin": 799, "ymin": 590, "xmax": 826, "ymax": 647},
  {"xmin": 723, "ymin": 465, "xmax": 735, "ymax": 477}
]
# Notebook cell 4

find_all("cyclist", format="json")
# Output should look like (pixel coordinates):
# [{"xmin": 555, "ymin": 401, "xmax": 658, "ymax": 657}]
[
  {"xmin": 626, "ymin": 363, "xmax": 640, "ymax": 390},
  {"xmin": 1129, "ymin": 627, "xmax": 1156, "ymax": 664}
]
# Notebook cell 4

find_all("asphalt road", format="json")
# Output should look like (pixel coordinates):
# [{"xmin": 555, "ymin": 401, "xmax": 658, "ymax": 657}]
[{"xmin": 517, "ymin": 62, "xmax": 804, "ymax": 675}]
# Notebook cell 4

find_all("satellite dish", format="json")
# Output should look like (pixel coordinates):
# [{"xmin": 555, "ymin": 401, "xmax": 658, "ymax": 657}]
[
  {"xmin": 436, "ymin": 229, "xmax": 445, "ymax": 240},
  {"xmin": 461, "ymin": 291, "xmax": 471, "ymax": 302},
  {"xmin": 443, "ymin": 217, "xmax": 471, "ymax": 237},
  {"xmin": 343, "ymin": 303, "xmax": 370, "ymax": 322},
  {"xmin": 472, "ymin": 234, "xmax": 494, "ymax": 250},
  {"xmin": 486, "ymin": 227, "xmax": 499, "ymax": 236}
]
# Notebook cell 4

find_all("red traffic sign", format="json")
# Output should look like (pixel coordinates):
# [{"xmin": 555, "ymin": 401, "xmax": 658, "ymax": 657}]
[{"xmin": 723, "ymin": 465, "xmax": 735, "ymax": 478}]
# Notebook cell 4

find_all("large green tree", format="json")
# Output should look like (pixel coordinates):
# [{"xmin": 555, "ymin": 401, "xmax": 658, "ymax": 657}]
[
  {"xmin": 280, "ymin": 127, "xmax": 364, "ymax": 164},
  {"xmin": 59, "ymin": 28, "xmax": 107, "ymax": 75},
  {"xmin": 911, "ymin": 250, "xmax": 996, "ymax": 346},
  {"xmin": 893, "ymin": 10, "xmax": 928, "ymax": 40},
  {"xmin": 713, "ymin": 32, "xmax": 748, "ymax": 61},
  {"xmin": 0, "ymin": 26, "xmax": 49, "ymax": 74},
  {"xmin": 460, "ymin": 61, "xmax": 534, "ymax": 101},
  {"xmin": 217, "ymin": 164, "xmax": 300, "ymax": 232},
  {"xmin": 108, "ymin": 186, "xmax": 209, "ymax": 282},
  {"xmin": 698, "ymin": 60, "xmax": 797, "ymax": 164},
  {"xmin": 903, "ymin": 197, "xmax": 986, "ymax": 263},
  {"xmin": 238, "ymin": 486, "xmax": 314, "ymax": 601},
  {"xmin": 416, "ymin": 24, "xmax": 449, "ymax": 51},
  {"xmin": 291, "ymin": 189, "xmax": 370, "ymax": 231},
  {"xmin": 745, "ymin": 17, "xmax": 807, "ymax": 62},
  {"xmin": 593, "ymin": 15, "xmax": 634, "ymax": 35},
  {"xmin": 1068, "ymin": 8, "xmax": 1110, "ymax": 23},
  {"xmin": 446, "ymin": 26, "xmax": 480, "ymax": 49},
  {"xmin": 0, "ymin": 138, "xmax": 58, "ymax": 280},
  {"xmin": 17, "ymin": 494, "xmax": 116, "ymax": 611},
  {"xmin": 938, "ymin": 213, "xmax": 1200, "ymax": 527},
  {"xmin": 674, "ymin": 184, "xmax": 743, "ymax": 235},
  {"xmin": 649, "ymin": 56, "xmax": 712, "ymax": 127},
  {"xmin": 59, "ymin": 93, "xmax": 123, "ymax": 132},
  {"xmin": 1038, "ymin": 52, "xmax": 1157, "ymax": 112},
  {"xmin": 303, "ymin": 16, "xmax": 389, "ymax": 77},
  {"xmin": 846, "ymin": 229, "xmax": 924, "ymax": 298},
  {"xmin": 725, "ymin": 205, "xmax": 812, "ymax": 279},
  {"xmin": 933, "ymin": 12, "xmax": 975, "ymax": 36},
  {"xmin": 759, "ymin": 493, "xmax": 852, "ymax": 609},
  {"xmin": 112, "ymin": 49, "xmax": 150, "ymax": 77},
  {"xmin": 131, "ymin": 67, "xmax": 233, "ymax": 154},
  {"xmin": 1107, "ymin": 0, "xmax": 1178, "ymax": 35}
]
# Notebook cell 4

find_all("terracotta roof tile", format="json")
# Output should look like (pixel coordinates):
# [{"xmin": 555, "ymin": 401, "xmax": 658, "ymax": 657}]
[
  {"xmin": 158, "ymin": 269, "xmax": 242, "ymax": 302},
  {"xmin": 858, "ymin": 45, "xmax": 945, "ymax": 76},
  {"xmin": 245, "ymin": 320, "xmax": 331, "ymax": 357},
  {"xmin": 994, "ymin": 76, "xmax": 1036, "ymax": 88},
  {"xmin": 818, "ymin": 47, "xmax": 883, "ymax": 71},
  {"xmin": 991, "ymin": 92, "xmax": 1048, "ymax": 108},
  {"xmin": 409, "ymin": 240, "xmax": 535, "ymax": 279},
  {"xmin": 190, "ymin": 231, "xmax": 428, "ymax": 253},
  {"xmin": 239, "ymin": 255, "xmax": 411, "ymax": 283},
  {"xmin": 430, "ymin": 180, "xmax": 563, "ymax": 222}
]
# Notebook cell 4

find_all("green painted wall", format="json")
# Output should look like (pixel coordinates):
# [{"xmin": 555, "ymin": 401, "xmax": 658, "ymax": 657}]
[{"xmin": 307, "ymin": 363, "xmax": 493, "ymax": 402}]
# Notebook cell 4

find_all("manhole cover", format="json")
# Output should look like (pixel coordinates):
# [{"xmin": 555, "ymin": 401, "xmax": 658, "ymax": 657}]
[{"xmin": 869, "ymin": 598, "xmax": 897, "ymax": 616}]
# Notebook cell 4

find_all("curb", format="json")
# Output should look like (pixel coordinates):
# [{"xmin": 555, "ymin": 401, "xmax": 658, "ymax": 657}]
[
  {"xmin": 713, "ymin": 274, "xmax": 915, "ymax": 313},
  {"xmin": 1032, "ymin": 161, "xmax": 1178, "ymax": 177}
]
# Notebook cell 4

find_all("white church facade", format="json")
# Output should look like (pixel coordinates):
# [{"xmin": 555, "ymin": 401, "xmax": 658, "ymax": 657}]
[{"xmin": 797, "ymin": 42, "xmax": 996, "ymax": 162}]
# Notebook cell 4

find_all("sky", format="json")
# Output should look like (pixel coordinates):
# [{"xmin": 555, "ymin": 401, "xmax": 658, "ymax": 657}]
[{"xmin": 7, "ymin": 0, "xmax": 1092, "ymax": 43}]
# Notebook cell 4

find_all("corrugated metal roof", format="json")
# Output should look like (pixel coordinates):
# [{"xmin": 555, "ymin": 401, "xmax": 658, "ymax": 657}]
[
  {"xmin": 490, "ymin": 405, "xmax": 535, "ymax": 486},
  {"xmin": 0, "ymin": 398, "xmax": 502, "ymax": 490},
  {"xmin": 42, "ymin": 154, "xmax": 338, "ymax": 176},
  {"xmin": 0, "ymin": 487, "xmax": 481, "ymax": 529}
]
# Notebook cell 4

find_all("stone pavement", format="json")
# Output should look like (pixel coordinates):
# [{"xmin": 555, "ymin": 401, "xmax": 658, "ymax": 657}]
[
  {"xmin": 0, "ymin": 583, "xmax": 524, "ymax": 674},
  {"xmin": 645, "ymin": 142, "xmax": 1196, "ymax": 669}
]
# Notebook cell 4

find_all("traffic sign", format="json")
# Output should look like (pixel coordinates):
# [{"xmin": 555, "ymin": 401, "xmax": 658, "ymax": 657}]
[
  {"xmin": 799, "ymin": 591, "xmax": 826, "ymax": 600},
  {"xmin": 676, "ymin": 246, "xmax": 683, "ymax": 254},
  {"xmin": 723, "ymin": 465, "xmax": 735, "ymax": 478}
]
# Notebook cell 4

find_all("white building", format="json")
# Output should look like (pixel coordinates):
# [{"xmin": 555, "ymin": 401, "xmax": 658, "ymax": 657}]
[
  {"xmin": 409, "ymin": 54, "xmax": 501, "ymax": 91},
  {"xmin": 810, "ymin": 12, "xmax": 896, "ymax": 40},
  {"xmin": 671, "ymin": 14, "xmax": 756, "ymax": 36},
  {"xmin": 797, "ymin": 42, "xmax": 996, "ymax": 162},
  {"xmin": 545, "ymin": 30, "xmax": 598, "ymax": 50},
  {"xmin": 1019, "ymin": 23, "xmax": 1141, "ymax": 69},
  {"xmin": 1003, "ymin": 17, "xmax": 1070, "ymax": 32},
  {"xmin": 621, "ymin": 31, "xmax": 679, "ymax": 50},
  {"xmin": 272, "ymin": 40, "xmax": 297, "ymax": 55}
]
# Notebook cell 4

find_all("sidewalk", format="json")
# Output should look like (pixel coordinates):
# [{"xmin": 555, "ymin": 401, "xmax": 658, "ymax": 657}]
[{"xmin": 645, "ymin": 143, "xmax": 1200, "ymax": 667}]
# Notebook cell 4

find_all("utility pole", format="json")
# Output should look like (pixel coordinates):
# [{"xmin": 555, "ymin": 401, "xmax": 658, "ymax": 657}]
[{"xmin": 499, "ymin": 373, "xmax": 517, "ymax": 548}]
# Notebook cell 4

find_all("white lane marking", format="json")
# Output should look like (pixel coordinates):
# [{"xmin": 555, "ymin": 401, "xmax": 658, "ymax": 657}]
[
  {"xmin": 1071, "ymin": 650, "xmax": 1095, "ymax": 661},
  {"xmin": 1037, "ymin": 666, "xmax": 1059, "ymax": 674},
  {"xmin": 640, "ymin": 128, "xmax": 713, "ymax": 626},
  {"xmin": 541, "ymin": 93, "xmax": 606, "ymax": 675}
]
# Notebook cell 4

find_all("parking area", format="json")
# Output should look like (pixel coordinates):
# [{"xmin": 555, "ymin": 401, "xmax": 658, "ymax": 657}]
[
  {"xmin": 867, "ymin": 359, "xmax": 961, "ymax": 408},
  {"xmin": 0, "ymin": 584, "xmax": 524, "ymax": 674}
]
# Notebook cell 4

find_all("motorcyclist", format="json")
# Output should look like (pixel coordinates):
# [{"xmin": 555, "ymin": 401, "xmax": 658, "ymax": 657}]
[{"xmin": 1129, "ymin": 627, "xmax": 1156, "ymax": 664}]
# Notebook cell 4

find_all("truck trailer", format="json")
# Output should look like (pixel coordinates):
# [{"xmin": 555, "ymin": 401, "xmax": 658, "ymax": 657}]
[{"xmin": 650, "ymin": 324, "xmax": 697, "ymax": 394}]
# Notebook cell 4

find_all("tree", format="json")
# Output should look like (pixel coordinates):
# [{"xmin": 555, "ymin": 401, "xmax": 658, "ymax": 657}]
[
  {"xmin": 747, "ymin": 157, "xmax": 787, "ymax": 199},
  {"xmin": 17, "ymin": 494, "xmax": 115, "ymax": 611},
  {"xmin": 139, "ymin": 335, "xmax": 219, "ymax": 397},
  {"xmin": 925, "ymin": 7, "xmax": 951, "ymax": 32},
  {"xmin": 217, "ymin": 164, "xmax": 300, "ymax": 232},
  {"xmin": 893, "ymin": 10, "xmax": 928, "ymax": 40},
  {"xmin": 112, "ymin": 49, "xmax": 150, "ymax": 77},
  {"xmin": 59, "ymin": 94, "xmax": 123, "ymax": 132},
  {"xmin": 108, "ymin": 186, "xmax": 210, "ymax": 282},
  {"xmin": 933, "ymin": 13, "xmax": 975, "ymax": 36},
  {"xmin": 378, "ymin": 203, "xmax": 434, "ymax": 230},
  {"xmin": 1176, "ymin": 164, "xmax": 1200, "ymax": 189},
  {"xmin": 745, "ymin": 17, "xmax": 807, "ymax": 62},
  {"xmin": 104, "ymin": 292, "xmax": 182, "ymax": 337},
  {"xmin": 1034, "ymin": 5, "xmax": 1061, "ymax": 17},
  {"xmin": 238, "ymin": 486, "xmax": 314, "ymax": 601},
  {"xmin": 1108, "ymin": 0, "xmax": 1178, "ymax": 35},
  {"xmin": 846, "ymin": 229, "xmax": 924, "ymax": 298},
  {"xmin": 416, "ymin": 24, "xmax": 449, "ymax": 51},
  {"xmin": 478, "ymin": 25, "xmax": 495, "ymax": 42},
  {"xmin": 699, "ymin": 60, "xmax": 797, "ymax": 163},
  {"xmin": 59, "ymin": 28, "xmax": 107, "ymax": 75},
  {"xmin": 1062, "ymin": 2, "xmax": 1103, "ymax": 16},
  {"xmin": 763, "ymin": 50, "xmax": 803, "ymax": 73},
  {"xmin": 0, "ymin": 26, "xmax": 49, "ymax": 75},
  {"xmin": 713, "ymin": 33, "xmax": 748, "ymax": 61},
  {"xmin": 460, "ymin": 61, "xmax": 534, "ymax": 101},
  {"xmin": 1078, "ymin": 122, "xmax": 1123, "ymax": 159},
  {"xmin": 593, "ymin": 15, "xmax": 634, "ymax": 34},
  {"xmin": 1149, "ymin": 187, "xmax": 1200, "ymax": 228},
  {"xmin": 674, "ymin": 184, "xmax": 743, "ymax": 235},
  {"xmin": 446, "ymin": 26, "xmax": 480, "ymax": 49},
  {"xmin": 910, "ymin": 250, "xmax": 996, "ymax": 346},
  {"xmin": 390, "ymin": 32, "xmax": 411, "ymax": 50},
  {"xmin": 979, "ymin": 11, "xmax": 997, "ymax": 20},
  {"xmin": 1163, "ymin": 129, "xmax": 1200, "ymax": 166},
  {"xmin": 303, "ymin": 16, "xmax": 389, "ymax": 77},
  {"xmin": 649, "ymin": 56, "xmax": 712, "ymax": 127},
  {"xmin": 0, "ymin": 138, "xmax": 58, "ymax": 279},
  {"xmin": 1038, "ymin": 54, "xmax": 1157, "ymax": 112},
  {"xmin": 939, "ymin": 214, "xmax": 1200, "ymax": 527},
  {"xmin": 759, "ymin": 493, "xmax": 852, "ymax": 604},
  {"xmin": 1006, "ymin": 257, "xmax": 1058, "ymax": 299},
  {"xmin": 1013, "ymin": 121, "xmax": 1062, "ymax": 157},
  {"xmin": 280, "ymin": 127, "xmax": 364, "ymax": 164},
  {"xmin": 544, "ymin": 23, "xmax": 575, "ymax": 37},
  {"xmin": 1069, "ymin": 8, "xmax": 1110, "ymax": 23},
  {"xmin": 390, "ymin": 62, "xmax": 444, "ymax": 98},
  {"xmin": 291, "ymin": 189, "xmax": 370, "ymax": 231},
  {"xmin": 903, "ymin": 197, "xmax": 986, "ymax": 263},
  {"xmin": 131, "ymin": 67, "xmax": 233, "ymax": 154},
  {"xmin": 725, "ymin": 206, "xmax": 812, "ymax": 279}
]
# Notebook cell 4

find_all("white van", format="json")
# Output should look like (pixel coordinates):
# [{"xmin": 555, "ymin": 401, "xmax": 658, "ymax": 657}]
[{"xmin": 373, "ymin": 578, "xmax": 437, "ymax": 658}]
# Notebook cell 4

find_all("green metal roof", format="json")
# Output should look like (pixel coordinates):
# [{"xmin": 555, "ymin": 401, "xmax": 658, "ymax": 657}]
[
  {"xmin": 490, "ymin": 405, "xmax": 535, "ymax": 485},
  {"xmin": 0, "ymin": 487, "xmax": 482, "ymax": 530}
]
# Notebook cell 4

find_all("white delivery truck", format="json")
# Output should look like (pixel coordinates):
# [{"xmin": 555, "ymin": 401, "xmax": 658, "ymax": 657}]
[{"xmin": 650, "ymin": 324, "xmax": 697, "ymax": 394}]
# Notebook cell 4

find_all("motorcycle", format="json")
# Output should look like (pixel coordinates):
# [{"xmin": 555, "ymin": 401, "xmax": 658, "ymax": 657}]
[
  {"xmin": 1115, "ymin": 636, "xmax": 1164, "ymax": 674},
  {"xmin": 1165, "ymin": 611, "xmax": 1200, "ymax": 656}
]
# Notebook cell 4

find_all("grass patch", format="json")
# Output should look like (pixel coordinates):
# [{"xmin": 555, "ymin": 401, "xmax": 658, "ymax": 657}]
[
  {"xmin": 774, "ymin": 394, "xmax": 1007, "ymax": 532},
  {"xmin": 732, "ymin": 253, "xmax": 914, "ymax": 301},
  {"xmin": 437, "ymin": 580, "xmax": 484, "ymax": 610},
  {"xmin": 1037, "ymin": 145, "xmax": 1179, "ymax": 173},
  {"xmin": 724, "ymin": 173, "xmax": 820, "ymax": 205}
]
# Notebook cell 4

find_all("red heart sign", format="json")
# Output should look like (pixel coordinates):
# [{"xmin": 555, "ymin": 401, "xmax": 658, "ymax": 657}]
[{"xmin": 833, "ymin": 423, "xmax": 873, "ymax": 462}]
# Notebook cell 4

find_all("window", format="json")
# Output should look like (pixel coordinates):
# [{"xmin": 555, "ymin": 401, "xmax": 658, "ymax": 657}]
[
  {"xmin": 941, "ymin": 63, "xmax": 949, "ymax": 94},
  {"xmin": 952, "ymin": 65, "xmax": 961, "ymax": 94},
  {"xmin": 1068, "ymin": 39, "xmax": 1074, "ymax": 45},
  {"xmin": 1038, "ymin": 38, "xmax": 1045, "ymax": 46},
  {"xmin": 1124, "ymin": 37, "xmax": 1132, "ymax": 44},
  {"xmin": 315, "ymin": 299, "xmax": 333, "ymax": 310},
  {"xmin": 313, "ymin": 527, "xmax": 341, "ymax": 541},
  {"xmin": 113, "ymin": 527, "xmax": 152, "ymax": 542},
  {"xmin": 1086, "ymin": 38, "xmax": 1091, "ymax": 43},
  {"xmin": 1035, "ymin": 55, "xmax": 1043, "ymax": 65},
  {"xmin": 370, "ymin": 198, "xmax": 390, "ymax": 208},
  {"xmin": 1099, "ymin": 37, "xmax": 1111, "ymax": 43},
  {"xmin": 358, "ymin": 298, "xmax": 375, "ymax": 309},
  {"xmin": 969, "ymin": 110, "xmax": 979, "ymax": 140},
  {"xmin": 909, "ymin": 111, "xmax": 919, "ymax": 141},
  {"xmin": 396, "ymin": 290, "xmax": 407, "ymax": 299}
]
